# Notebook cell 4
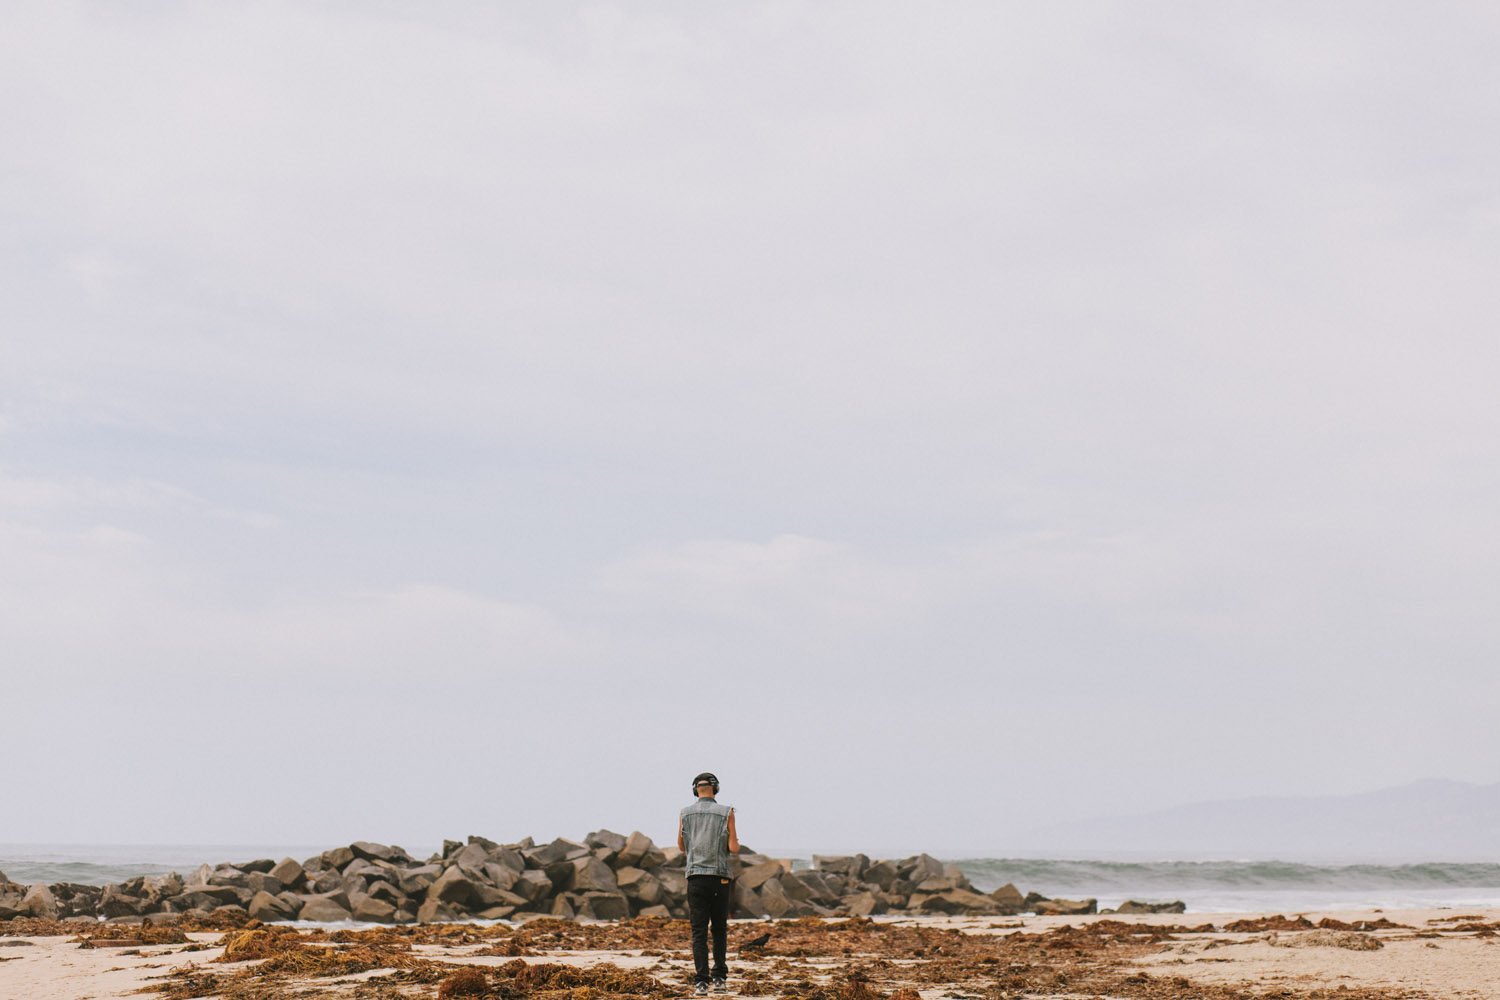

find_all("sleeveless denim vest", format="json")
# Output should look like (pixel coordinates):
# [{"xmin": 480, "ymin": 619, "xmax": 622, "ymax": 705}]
[{"xmin": 679, "ymin": 797, "xmax": 734, "ymax": 877}]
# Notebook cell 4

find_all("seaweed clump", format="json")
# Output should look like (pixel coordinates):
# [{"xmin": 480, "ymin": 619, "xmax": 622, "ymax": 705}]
[
  {"xmin": 1223, "ymin": 915, "xmax": 1315, "ymax": 932},
  {"xmin": 73, "ymin": 926, "xmax": 190, "ymax": 947},
  {"xmin": 498, "ymin": 958, "xmax": 667, "ymax": 995},
  {"xmin": 214, "ymin": 926, "xmax": 307, "ymax": 963},
  {"xmin": 438, "ymin": 967, "xmax": 490, "ymax": 998}
]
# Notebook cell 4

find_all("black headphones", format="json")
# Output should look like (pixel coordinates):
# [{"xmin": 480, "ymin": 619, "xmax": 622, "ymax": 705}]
[{"xmin": 692, "ymin": 771, "xmax": 720, "ymax": 795}]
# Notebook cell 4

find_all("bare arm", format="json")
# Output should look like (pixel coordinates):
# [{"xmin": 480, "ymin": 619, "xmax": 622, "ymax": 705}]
[
  {"xmin": 727, "ymin": 809, "xmax": 740, "ymax": 854},
  {"xmin": 677, "ymin": 818, "xmax": 685, "ymax": 853}
]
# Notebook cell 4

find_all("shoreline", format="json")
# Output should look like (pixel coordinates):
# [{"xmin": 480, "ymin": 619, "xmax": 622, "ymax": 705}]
[{"xmin": 9, "ymin": 841, "xmax": 1500, "ymax": 917}]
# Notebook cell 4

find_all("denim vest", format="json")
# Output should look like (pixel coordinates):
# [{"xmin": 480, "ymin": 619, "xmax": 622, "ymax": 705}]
[{"xmin": 679, "ymin": 797, "xmax": 734, "ymax": 877}]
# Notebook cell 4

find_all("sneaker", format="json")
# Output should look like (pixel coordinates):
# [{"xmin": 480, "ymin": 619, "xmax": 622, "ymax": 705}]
[
  {"xmin": 695, "ymin": 983, "xmax": 709, "ymax": 996},
  {"xmin": 713, "ymin": 978, "xmax": 728, "ymax": 994}
]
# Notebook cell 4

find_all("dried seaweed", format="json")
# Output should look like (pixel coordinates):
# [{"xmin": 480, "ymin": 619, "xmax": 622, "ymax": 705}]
[{"xmin": 71, "ymin": 912, "xmax": 1434, "ymax": 1000}]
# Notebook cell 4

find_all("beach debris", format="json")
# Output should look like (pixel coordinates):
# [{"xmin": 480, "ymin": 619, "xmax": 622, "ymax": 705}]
[
  {"xmin": 215, "ymin": 926, "xmax": 306, "ymax": 962},
  {"xmin": 1224, "ymin": 915, "xmax": 1315, "ymax": 932},
  {"xmin": 437, "ymin": 966, "xmax": 489, "ymax": 997},
  {"xmin": 1266, "ymin": 929, "xmax": 1383, "ymax": 951},
  {"xmin": 1317, "ymin": 916, "xmax": 1410, "ymax": 931},
  {"xmin": 123, "ymin": 914, "xmax": 1429, "ymax": 1000}
]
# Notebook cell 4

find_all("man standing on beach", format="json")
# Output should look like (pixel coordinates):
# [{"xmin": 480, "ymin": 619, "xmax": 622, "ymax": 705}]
[{"xmin": 678, "ymin": 771, "xmax": 739, "ymax": 995}]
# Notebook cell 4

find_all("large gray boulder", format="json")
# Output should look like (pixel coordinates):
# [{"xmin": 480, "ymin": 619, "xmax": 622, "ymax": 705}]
[
  {"xmin": 99, "ymin": 887, "xmax": 145, "ymax": 918},
  {"xmin": 351, "ymin": 841, "xmax": 402, "ymax": 864},
  {"xmin": 654, "ymin": 869, "xmax": 688, "ymax": 904},
  {"xmin": 862, "ymin": 860, "xmax": 898, "ymax": 891},
  {"xmin": 417, "ymin": 899, "xmax": 459, "ymax": 923},
  {"xmin": 482, "ymin": 862, "xmax": 520, "ymax": 892},
  {"xmin": 759, "ymin": 877, "xmax": 795, "ymax": 918},
  {"xmin": 540, "ymin": 859, "xmax": 575, "ymax": 891},
  {"xmin": 989, "ymin": 883, "xmax": 1024, "ymax": 915},
  {"xmin": 1115, "ymin": 899, "xmax": 1186, "ymax": 914},
  {"xmin": 512, "ymin": 869, "xmax": 554, "ymax": 902},
  {"xmin": 143, "ymin": 873, "xmax": 185, "ymax": 904},
  {"xmin": 248, "ymin": 890, "xmax": 297, "ymax": 922},
  {"xmin": 397, "ymin": 864, "xmax": 443, "ymax": 896},
  {"xmin": 568, "ymin": 857, "xmax": 619, "ymax": 894},
  {"xmin": 1033, "ymin": 897, "xmax": 1097, "ymax": 916},
  {"xmin": 914, "ymin": 875, "xmax": 965, "ymax": 894},
  {"xmin": 300, "ymin": 893, "xmax": 354, "ymax": 921},
  {"xmin": 366, "ymin": 880, "xmax": 403, "ymax": 902},
  {"xmin": 22, "ymin": 883, "xmax": 58, "ymax": 920},
  {"xmin": 426, "ymin": 867, "xmax": 477, "ymax": 905},
  {"xmin": 208, "ymin": 866, "xmax": 249, "ymax": 888},
  {"xmin": 452, "ymin": 843, "xmax": 490, "ymax": 875},
  {"xmin": 732, "ymin": 880, "xmax": 768, "ymax": 919},
  {"xmin": 842, "ymin": 891, "xmax": 886, "ymax": 916},
  {"xmin": 900, "ymin": 854, "xmax": 945, "ymax": 882},
  {"xmin": 788, "ymin": 870, "xmax": 839, "ymax": 906},
  {"xmin": 244, "ymin": 873, "xmax": 284, "ymax": 896},
  {"xmin": 342, "ymin": 858, "xmax": 382, "ymax": 881},
  {"xmin": 585, "ymin": 829, "xmax": 628, "ymax": 857},
  {"xmin": 738, "ymin": 860, "xmax": 783, "ymax": 890},
  {"xmin": 176, "ymin": 883, "xmax": 247, "ymax": 909},
  {"xmin": 616, "ymin": 831, "xmax": 665, "ymax": 870},
  {"xmin": 270, "ymin": 858, "xmax": 305, "ymax": 888},
  {"xmin": 616, "ymin": 867, "xmax": 662, "ymax": 905},
  {"xmin": 486, "ymin": 847, "xmax": 526, "ymax": 873},
  {"xmin": 0, "ymin": 889, "xmax": 27, "ymax": 921},
  {"xmin": 577, "ymin": 892, "xmax": 630, "ymax": 920},
  {"xmin": 351, "ymin": 896, "xmax": 398, "ymax": 923},
  {"xmin": 472, "ymin": 884, "xmax": 527, "ymax": 909},
  {"xmin": 524, "ymin": 838, "xmax": 588, "ymax": 868},
  {"xmin": 913, "ymin": 889, "xmax": 999, "ymax": 915},
  {"xmin": 778, "ymin": 871, "xmax": 815, "ymax": 904}
]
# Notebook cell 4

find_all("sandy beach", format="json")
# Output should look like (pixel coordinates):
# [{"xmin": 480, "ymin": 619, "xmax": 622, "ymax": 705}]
[{"xmin": 4, "ymin": 907, "xmax": 1497, "ymax": 1000}]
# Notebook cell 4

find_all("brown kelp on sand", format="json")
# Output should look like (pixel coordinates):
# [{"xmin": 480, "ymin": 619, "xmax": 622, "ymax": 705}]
[{"xmin": 122, "ymin": 913, "xmax": 1445, "ymax": 1000}]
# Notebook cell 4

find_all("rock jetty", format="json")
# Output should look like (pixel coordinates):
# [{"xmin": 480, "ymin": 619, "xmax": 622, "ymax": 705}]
[{"xmin": 0, "ymin": 834, "xmax": 1181, "ymax": 924}]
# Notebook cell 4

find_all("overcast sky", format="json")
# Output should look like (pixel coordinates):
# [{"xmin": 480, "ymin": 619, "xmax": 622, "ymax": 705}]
[{"xmin": 3, "ymin": 1, "xmax": 1498, "ymax": 856}]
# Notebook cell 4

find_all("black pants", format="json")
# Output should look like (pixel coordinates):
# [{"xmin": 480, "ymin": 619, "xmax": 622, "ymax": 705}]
[{"xmin": 687, "ymin": 874, "xmax": 731, "ymax": 983}]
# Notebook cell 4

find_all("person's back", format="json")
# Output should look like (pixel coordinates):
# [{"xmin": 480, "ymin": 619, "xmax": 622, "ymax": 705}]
[
  {"xmin": 679, "ymin": 796, "xmax": 735, "ymax": 877},
  {"xmin": 677, "ymin": 772, "xmax": 739, "ymax": 995}
]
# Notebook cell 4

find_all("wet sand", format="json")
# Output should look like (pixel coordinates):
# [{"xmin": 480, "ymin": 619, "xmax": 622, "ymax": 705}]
[{"xmin": 3, "ymin": 907, "xmax": 1496, "ymax": 1000}]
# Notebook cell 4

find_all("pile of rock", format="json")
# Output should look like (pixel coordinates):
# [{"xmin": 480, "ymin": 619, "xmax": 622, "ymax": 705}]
[{"xmin": 0, "ymin": 839, "xmax": 1180, "ymax": 925}]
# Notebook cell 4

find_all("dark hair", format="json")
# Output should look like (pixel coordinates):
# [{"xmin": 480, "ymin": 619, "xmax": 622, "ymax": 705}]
[{"xmin": 692, "ymin": 772, "xmax": 720, "ymax": 794}]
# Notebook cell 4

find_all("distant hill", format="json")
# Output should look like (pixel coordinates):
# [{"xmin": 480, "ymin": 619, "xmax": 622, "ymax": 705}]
[{"xmin": 1017, "ymin": 779, "xmax": 1500, "ymax": 861}]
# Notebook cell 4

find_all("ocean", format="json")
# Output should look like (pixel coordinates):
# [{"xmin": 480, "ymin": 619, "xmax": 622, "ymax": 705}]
[{"xmin": 6, "ymin": 845, "xmax": 1500, "ymax": 914}]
